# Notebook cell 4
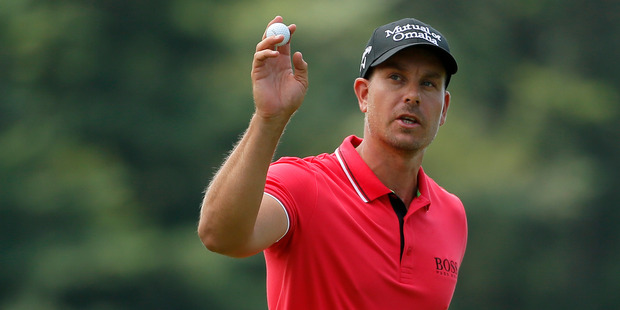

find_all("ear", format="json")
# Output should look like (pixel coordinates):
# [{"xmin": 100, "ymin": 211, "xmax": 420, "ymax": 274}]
[
  {"xmin": 439, "ymin": 90, "xmax": 451, "ymax": 126},
  {"xmin": 354, "ymin": 78, "xmax": 370, "ymax": 113}
]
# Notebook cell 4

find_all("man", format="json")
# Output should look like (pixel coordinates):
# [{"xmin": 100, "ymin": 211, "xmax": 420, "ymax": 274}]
[{"xmin": 199, "ymin": 16, "xmax": 467, "ymax": 310}]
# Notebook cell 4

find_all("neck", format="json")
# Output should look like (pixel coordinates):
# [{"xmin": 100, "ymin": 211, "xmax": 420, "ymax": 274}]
[{"xmin": 356, "ymin": 137, "xmax": 424, "ymax": 206}]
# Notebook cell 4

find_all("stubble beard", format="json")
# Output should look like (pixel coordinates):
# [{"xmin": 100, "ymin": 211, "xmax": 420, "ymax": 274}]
[{"xmin": 365, "ymin": 114, "xmax": 437, "ymax": 154}]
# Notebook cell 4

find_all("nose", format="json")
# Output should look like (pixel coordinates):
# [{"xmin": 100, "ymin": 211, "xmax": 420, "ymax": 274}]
[{"xmin": 404, "ymin": 84, "xmax": 421, "ymax": 105}]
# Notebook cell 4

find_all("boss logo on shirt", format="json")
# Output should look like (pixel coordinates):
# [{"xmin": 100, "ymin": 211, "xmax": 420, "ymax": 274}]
[{"xmin": 434, "ymin": 257, "xmax": 459, "ymax": 279}]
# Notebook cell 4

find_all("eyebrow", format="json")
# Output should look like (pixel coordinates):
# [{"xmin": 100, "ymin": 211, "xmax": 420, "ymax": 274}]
[{"xmin": 422, "ymin": 71, "xmax": 443, "ymax": 80}]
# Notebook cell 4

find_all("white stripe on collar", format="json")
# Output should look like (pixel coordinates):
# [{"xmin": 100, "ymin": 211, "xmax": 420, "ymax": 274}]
[{"xmin": 335, "ymin": 147, "xmax": 368, "ymax": 203}]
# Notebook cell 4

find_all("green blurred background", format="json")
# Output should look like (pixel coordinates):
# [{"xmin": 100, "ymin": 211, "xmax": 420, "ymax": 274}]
[{"xmin": 2, "ymin": 0, "xmax": 618, "ymax": 309}]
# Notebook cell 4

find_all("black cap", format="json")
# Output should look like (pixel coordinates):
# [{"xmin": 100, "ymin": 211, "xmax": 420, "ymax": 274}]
[{"xmin": 359, "ymin": 18, "xmax": 458, "ymax": 80}]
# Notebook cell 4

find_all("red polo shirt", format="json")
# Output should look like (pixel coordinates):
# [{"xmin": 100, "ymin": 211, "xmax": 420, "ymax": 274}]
[{"xmin": 264, "ymin": 135, "xmax": 467, "ymax": 310}]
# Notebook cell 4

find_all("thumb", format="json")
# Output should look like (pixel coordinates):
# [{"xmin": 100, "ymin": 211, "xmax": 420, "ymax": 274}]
[{"xmin": 292, "ymin": 52, "xmax": 309, "ymax": 88}]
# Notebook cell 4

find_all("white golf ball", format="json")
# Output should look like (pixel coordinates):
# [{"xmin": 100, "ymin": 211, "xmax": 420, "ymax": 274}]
[{"xmin": 266, "ymin": 23, "xmax": 290, "ymax": 47}]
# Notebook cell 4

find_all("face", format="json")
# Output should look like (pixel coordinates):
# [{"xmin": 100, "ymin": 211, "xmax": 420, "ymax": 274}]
[{"xmin": 354, "ymin": 46, "xmax": 451, "ymax": 153}]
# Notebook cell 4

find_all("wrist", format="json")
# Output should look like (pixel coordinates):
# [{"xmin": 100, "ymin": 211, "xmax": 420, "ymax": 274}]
[
  {"xmin": 248, "ymin": 112, "xmax": 291, "ymax": 140},
  {"xmin": 252, "ymin": 110, "xmax": 292, "ymax": 129}
]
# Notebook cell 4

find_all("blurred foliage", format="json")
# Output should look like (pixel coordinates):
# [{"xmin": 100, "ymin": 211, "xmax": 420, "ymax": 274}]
[{"xmin": 1, "ymin": 0, "xmax": 618, "ymax": 309}]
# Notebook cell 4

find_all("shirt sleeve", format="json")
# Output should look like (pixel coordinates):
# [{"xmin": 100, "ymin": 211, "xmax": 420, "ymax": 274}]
[{"xmin": 264, "ymin": 157, "xmax": 318, "ymax": 249}]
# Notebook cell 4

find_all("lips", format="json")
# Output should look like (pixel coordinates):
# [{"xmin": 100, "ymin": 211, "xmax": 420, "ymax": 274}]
[
  {"xmin": 400, "ymin": 116, "xmax": 418, "ymax": 124},
  {"xmin": 396, "ymin": 113, "xmax": 421, "ymax": 127}
]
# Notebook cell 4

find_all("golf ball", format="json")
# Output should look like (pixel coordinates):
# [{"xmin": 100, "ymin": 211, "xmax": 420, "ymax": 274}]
[{"xmin": 266, "ymin": 23, "xmax": 290, "ymax": 47}]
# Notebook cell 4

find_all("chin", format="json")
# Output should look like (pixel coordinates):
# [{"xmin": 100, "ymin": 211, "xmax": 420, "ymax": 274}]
[{"xmin": 386, "ymin": 136, "xmax": 426, "ymax": 153}]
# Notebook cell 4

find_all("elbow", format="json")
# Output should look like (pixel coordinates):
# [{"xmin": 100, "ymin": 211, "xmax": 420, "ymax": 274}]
[
  {"xmin": 197, "ymin": 202, "xmax": 229, "ymax": 254},
  {"xmin": 197, "ymin": 221, "xmax": 252, "ymax": 258},
  {"xmin": 198, "ymin": 198, "xmax": 257, "ymax": 258},
  {"xmin": 197, "ymin": 221, "xmax": 225, "ymax": 253}
]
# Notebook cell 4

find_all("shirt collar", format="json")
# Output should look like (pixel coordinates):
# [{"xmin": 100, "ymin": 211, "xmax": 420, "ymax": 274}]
[{"xmin": 335, "ymin": 135, "xmax": 432, "ymax": 209}]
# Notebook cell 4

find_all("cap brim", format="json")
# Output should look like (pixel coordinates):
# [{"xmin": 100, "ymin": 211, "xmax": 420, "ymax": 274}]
[{"xmin": 370, "ymin": 43, "xmax": 458, "ymax": 76}]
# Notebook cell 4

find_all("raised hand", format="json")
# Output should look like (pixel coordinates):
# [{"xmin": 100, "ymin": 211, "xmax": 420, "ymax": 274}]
[{"xmin": 251, "ymin": 16, "xmax": 309, "ymax": 121}]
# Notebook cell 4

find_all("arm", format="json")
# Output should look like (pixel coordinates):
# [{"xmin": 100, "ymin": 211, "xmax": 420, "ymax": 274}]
[{"xmin": 198, "ymin": 16, "xmax": 309, "ymax": 258}]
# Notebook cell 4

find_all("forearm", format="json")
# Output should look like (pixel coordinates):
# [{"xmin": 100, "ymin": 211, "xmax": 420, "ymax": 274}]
[{"xmin": 198, "ymin": 113, "xmax": 289, "ymax": 254}]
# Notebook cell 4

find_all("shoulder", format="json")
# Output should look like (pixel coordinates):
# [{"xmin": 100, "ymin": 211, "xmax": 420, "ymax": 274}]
[
  {"xmin": 423, "ymin": 173, "xmax": 465, "ymax": 210},
  {"xmin": 266, "ymin": 153, "xmax": 338, "ymax": 203},
  {"xmin": 269, "ymin": 153, "xmax": 337, "ymax": 177}
]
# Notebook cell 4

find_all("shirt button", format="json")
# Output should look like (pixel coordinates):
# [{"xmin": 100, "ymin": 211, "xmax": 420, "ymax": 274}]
[{"xmin": 406, "ymin": 247, "xmax": 413, "ymax": 255}]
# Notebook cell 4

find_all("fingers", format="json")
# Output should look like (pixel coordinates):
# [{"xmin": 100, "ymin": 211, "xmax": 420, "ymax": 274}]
[
  {"xmin": 253, "ymin": 49, "xmax": 279, "ymax": 64},
  {"xmin": 288, "ymin": 24, "xmax": 297, "ymax": 36},
  {"xmin": 262, "ymin": 16, "xmax": 296, "ymax": 39},
  {"xmin": 256, "ymin": 36, "xmax": 284, "ymax": 53},
  {"xmin": 259, "ymin": 16, "xmax": 297, "ymax": 52},
  {"xmin": 253, "ymin": 17, "xmax": 307, "ymax": 79},
  {"xmin": 262, "ymin": 16, "xmax": 283, "ymax": 39}
]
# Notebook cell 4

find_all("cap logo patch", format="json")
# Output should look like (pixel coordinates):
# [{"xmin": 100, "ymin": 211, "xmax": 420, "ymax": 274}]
[
  {"xmin": 384, "ymin": 23, "xmax": 442, "ymax": 46},
  {"xmin": 360, "ymin": 46, "xmax": 372, "ymax": 71}
]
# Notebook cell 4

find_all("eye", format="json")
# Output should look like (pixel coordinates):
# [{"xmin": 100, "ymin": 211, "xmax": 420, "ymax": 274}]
[
  {"xmin": 389, "ymin": 74, "xmax": 403, "ymax": 81},
  {"xmin": 421, "ymin": 81, "xmax": 435, "ymax": 87}
]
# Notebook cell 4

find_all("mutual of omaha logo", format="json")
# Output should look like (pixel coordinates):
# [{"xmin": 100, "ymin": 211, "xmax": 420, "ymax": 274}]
[{"xmin": 384, "ymin": 23, "xmax": 442, "ymax": 46}]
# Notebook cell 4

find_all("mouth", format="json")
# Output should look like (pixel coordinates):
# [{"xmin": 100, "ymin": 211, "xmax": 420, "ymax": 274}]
[{"xmin": 396, "ymin": 114, "xmax": 421, "ymax": 127}]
